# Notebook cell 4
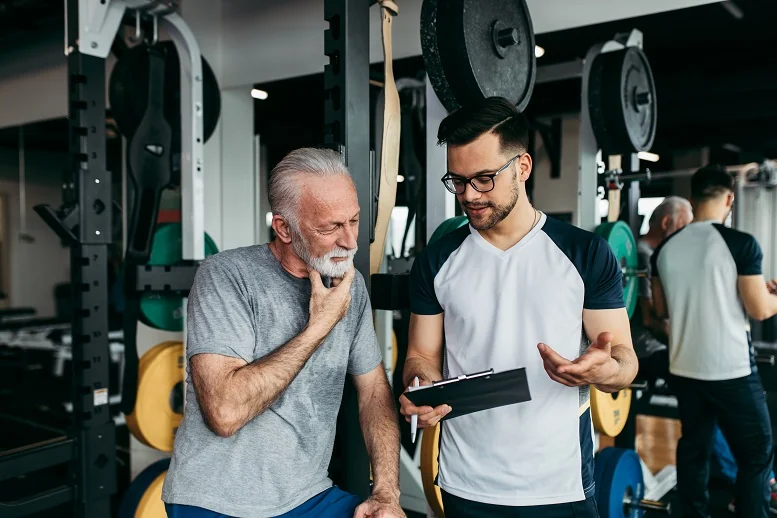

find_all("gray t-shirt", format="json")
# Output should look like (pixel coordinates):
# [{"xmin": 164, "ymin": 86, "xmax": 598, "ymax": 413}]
[{"xmin": 161, "ymin": 244, "xmax": 382, "ymax": 517}]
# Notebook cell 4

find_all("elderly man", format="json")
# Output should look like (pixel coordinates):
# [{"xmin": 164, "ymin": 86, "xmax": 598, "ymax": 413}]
[
  {"xmin": 631, "ymin": 196, "xmax": 693, "ymax": 381},
  {"xmin": 161, "ymin": 148, "xmax": 404, "ymax": 518}
]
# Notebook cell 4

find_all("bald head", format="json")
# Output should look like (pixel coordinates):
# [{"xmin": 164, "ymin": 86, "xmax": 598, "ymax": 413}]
[{"xmin": 648, "ymin": 196, "xmax": 693, "ymax": 239}]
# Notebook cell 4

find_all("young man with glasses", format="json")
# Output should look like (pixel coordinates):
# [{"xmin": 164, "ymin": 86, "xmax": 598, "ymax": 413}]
[
  {"xmin": 650, "ymin": 165, "xmax": 777, "ymax": 518},
  {"xmin": 399, "ymin": 97, "xmax": 638, "ymax": 518}
]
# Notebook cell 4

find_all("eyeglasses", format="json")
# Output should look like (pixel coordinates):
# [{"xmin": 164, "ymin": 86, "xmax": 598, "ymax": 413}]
[{"xmin": 440, "ymin": 154, "xmax": 522, "ymax": 195}]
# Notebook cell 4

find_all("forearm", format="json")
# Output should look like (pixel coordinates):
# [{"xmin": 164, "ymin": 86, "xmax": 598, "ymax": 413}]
[
  {"xmin": 402, "ymin": 354, "xmax": 443, "ymax": 389},
  {"xmin": 358, "ymin": 373, "xmax": 401, "ymax": 499},
  {"xmin": 594, "ymin": 344, "xmax": 638, "ymax": 393},
  {"xmin": 201, "ymin": 325, "xmax": 327, "ymax": 436}
]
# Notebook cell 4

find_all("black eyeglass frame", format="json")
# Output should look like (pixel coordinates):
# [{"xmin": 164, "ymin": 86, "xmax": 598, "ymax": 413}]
[{"xmin": 440, "ymin": 153, "xmax": 523, "ymax": 194}]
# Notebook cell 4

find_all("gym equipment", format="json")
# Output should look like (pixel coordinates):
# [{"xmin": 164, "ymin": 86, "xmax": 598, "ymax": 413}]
[
  {"xmin": 110, "ymin": 41, "xmax": 221, "ymax": 151},
  {"xmin": 112, "ymin": 40, "xmax": 220, "ymax": 264},
  {"xmin": 594, "ymin": 221, "xmax": 640, "ymax": 319},
  {"xmin": 370, "ymin": 1, "xmax": 401, "ymax": 277},
  {"xmin": 420, "ymin": 423, "xmax": 444, "ymax": 518},
  {"xmin": 118, "ymin": 458, "xmax": 170, "ymax": 518},
  {"xmin": 590, "ymin": 386, "xmax": 632, "ymax": 438},
  {"xmin": 11, "ymin": 2, "xmax": 207, "ymax": 516},
  {"xmin": 428, "ymin": 216, "xmax": 468, "ymax": 245},
  {"xmin": 421, "ymin": 0, "xmax": 536, "ymax": 113},
  {"xmin": 594, "ymin": 447, "xmax": 670, "ymax": 517},
  {"xmin": 139, "ymin": 223, "xmax": 219, "ymax": 332},
  {"xmin": 588, "ymin": 47, "xmax": 657, "ymax": 155},
  {"xmin": 126, "ymin": 341, "xmax": 184, "ymax": 452}
]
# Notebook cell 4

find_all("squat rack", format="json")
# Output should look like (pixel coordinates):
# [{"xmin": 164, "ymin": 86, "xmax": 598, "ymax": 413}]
[{"xmin": 0, "ymin": 1, "xmax": 204, "ymax": 516}]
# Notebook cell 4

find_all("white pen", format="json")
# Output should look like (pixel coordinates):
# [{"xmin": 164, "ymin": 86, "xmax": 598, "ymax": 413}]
[{"xmin": 410, "ymin": 376, "xmax": 420, "ymax": 443}]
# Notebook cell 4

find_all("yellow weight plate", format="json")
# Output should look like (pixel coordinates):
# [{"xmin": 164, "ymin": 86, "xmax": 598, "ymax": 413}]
[
  {"xmin": 420, "ymin": 423, "xmax": 444, "ymax": 518},
  {"xmin": 135, "ymin": 470, "xmax": 167, "ymax": 518},
  {"xmin": 590, "ymin": 387, "xmax": 631, "ymax": 437},
  {"xmin": 126, "ymin": 341, "xmax": 184, "ymax": 452},
  {"xmin": 125, "ymin": 343, "xmax": 168, "ymax": 446}
]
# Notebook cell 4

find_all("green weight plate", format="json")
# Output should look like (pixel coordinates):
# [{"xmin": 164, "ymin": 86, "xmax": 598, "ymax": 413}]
[
  {"xmin": 139, "ymin": 224, "xmax": 219, "ymax": 332},
  {"xmin": 595, "ymin": 221, "xmax": 638, "ymax": 319},
  {"xmin": 429, "ymin": 216, "xmax": 469, "ymax": 245}
]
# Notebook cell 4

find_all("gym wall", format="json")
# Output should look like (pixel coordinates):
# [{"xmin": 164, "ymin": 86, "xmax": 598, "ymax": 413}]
[
  {"xmin": 0, "ymin": 148, "xmax": 69, "ymax": 317},
  {"xmin": 532, "ymin": 117, "xmax": 581, "ymax": 221}
]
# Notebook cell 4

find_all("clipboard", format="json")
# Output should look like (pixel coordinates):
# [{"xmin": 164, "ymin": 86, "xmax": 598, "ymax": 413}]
[{"xmin": 404, "ymin": 368, "xmax": 531, "ymax": 421}]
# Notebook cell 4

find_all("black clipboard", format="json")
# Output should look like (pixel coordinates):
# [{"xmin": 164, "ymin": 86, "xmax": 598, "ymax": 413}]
[{"xmin": 404, "ymin": 368, "xmax": 531, "ymax": 421}]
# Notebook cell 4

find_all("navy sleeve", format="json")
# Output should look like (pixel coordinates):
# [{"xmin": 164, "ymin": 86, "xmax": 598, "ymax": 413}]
[
  {"xmin": 714, "ymin": 225, "xmax": 763, "ymax": 276},
  {"xmin": 650, "ymin": 247, "xmax": 660, "ymax": 279},
  {"xmin": 409, "ymin": 249, "xmax": 443, "ymax": 315},
  {"xmin": 584, "ymin": 236, "xmax": 625, "ymax": 310},
  {"xmin": 637, "ymin": 247, "xmax": 652, "ymax": 299}
]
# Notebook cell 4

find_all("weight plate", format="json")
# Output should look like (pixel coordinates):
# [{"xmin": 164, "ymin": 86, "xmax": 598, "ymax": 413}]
[
  {"xmin": 135, "ymin": 470, "xmax": 168, "ymax": 518},
  {"xmin": 421, "ymin": 0, "xmax": 535, "ymax": 113},
  {"xmin": 588, "ymin": 46, "xmax": 657, "ymax": 155},
  {"xmin": 590, "ymin": 386, "xmax": 631, "ymax": 437},
  {"xmin": 594, "ymin": 221, "xmax": 638, "ymax": 319},
  {"xmin": 428, "ymin": 216, "xmax": 469, "ymax": 245},
  {"xmin": 594, "ymin": 447, "xmax": 645, "ymax": 518},
  {"xmin": 126, "ymin": 341, "xmax": 184, "ymax": 452},
  {"xmin": 118, "ymin": 458, "xmax": 170, "ymax": 518},
  {"xmin": 139, "ymin": 223, "xmax": 219, "ymax": 331},
  {"xmin": 420, "ymin": 423, "xmax": 444, "ymax": 518},
  {"xmin": 110, "ymin": 41, "xmax": 221, "ymax": 154}
]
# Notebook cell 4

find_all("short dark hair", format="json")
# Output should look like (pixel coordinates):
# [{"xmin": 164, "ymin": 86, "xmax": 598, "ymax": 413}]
[
  {"xmin": 690, "ymin": 164, "xmax": 735, "ymax": 201},
  {"xmin": 437, "ymin": 97, "xmax": 529, "ymax": 155}
]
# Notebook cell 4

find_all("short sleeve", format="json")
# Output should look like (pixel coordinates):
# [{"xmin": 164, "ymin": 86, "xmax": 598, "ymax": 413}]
[
  {"xmin": 584, "ymin": 237, "xmax": 625, "ymax": 310},
  {"xmin": 637, "ymin": 248, "xmax": 652, "ymax": 299},
  {"xmin": 650, "ymin": 248, "xmax": 660, "ymax": 279},
  {"xmin": 409, "ymin": 250, "xmax": 443, "ymax": 315},
  {"xmin": 735, "ymin": 234, "xmax": 763, "ymax": 276},
  {"xmin": 185, "ymin": 258, "xmax": 256, "ymax": 362},
  {"xmin": 347, "ymin": 273, "xmax": 383, "ymax": 376}
]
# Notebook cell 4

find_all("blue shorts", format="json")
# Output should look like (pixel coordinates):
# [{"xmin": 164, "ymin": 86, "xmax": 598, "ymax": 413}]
[{"xmin": 164, "ymin": 486, "xmax": 363, "ymax": 518}]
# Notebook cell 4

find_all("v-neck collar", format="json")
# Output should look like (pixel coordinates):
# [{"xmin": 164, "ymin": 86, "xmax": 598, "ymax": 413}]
[{"xmin": 469, "ymin": 212, "xmax": 546, "ymax": 257}]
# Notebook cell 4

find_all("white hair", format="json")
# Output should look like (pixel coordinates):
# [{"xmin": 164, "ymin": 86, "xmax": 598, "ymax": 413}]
[
  {"xmin": 268, "ymin": 147, "xmax": 356, "ymax": 277},
  {"xmin": 268, "ymin": 147, "xmax": 352, "ymax": 232},
  {"xmin": 649, "ymin": 196, "xmax": 692, "ymax": 228}
]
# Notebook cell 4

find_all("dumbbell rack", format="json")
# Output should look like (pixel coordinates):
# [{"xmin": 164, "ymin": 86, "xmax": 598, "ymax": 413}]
[{"xmin": 0, "ymin": 1, "xmax": 204, "ymax": 517}]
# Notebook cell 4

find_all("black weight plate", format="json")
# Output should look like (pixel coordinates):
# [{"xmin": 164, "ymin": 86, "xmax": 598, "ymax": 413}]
[
  {"xmin": 110, "ymin": 41, "xmax": 221, "ymax": 151},
  {"xmin": 420, "ymin": 0, "xmax": 461, "ymax": 113},
  {"xmin": 588, "ymin": 46, "xmax": 657, "ymax": 155},
  {"xmin": 422, "ymin": 0, "xmax": 535, "ymax": 113}
]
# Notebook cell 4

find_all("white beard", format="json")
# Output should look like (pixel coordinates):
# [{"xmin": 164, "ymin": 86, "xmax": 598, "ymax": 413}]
[{"xmin": 291, "ymin": 230, "xmax": 357, "ymax": 279}]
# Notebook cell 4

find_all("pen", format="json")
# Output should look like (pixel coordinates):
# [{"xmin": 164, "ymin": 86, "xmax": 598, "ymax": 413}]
[{"xmin": 410, "ymin": 376, "xmax": 419, "ymax": 444}]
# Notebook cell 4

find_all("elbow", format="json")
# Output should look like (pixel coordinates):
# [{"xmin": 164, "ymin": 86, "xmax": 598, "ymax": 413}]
[
  {"xmin": 750, "ymin": 309, "xmax": 775, "ymax": 322},
  {"xmin": 745, "ymin": 303, "xmax": 776, "ymax": 322},
  {"xmin": 203, "ymin": 406, "xmax": 243, "ymax": 438}
]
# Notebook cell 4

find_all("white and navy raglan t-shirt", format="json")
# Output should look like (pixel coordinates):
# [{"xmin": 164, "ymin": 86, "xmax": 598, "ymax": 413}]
[
  {"xmin": 409, "ymin": 212, "xmax": 624, "ymax": 506},
  {"xmin": 651, "ymin": 221, "xmax": 762, "ymax": 381}
]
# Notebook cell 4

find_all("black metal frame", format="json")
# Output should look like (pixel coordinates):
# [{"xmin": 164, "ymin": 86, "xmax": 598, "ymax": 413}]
[
  {"xmin": 324, "ymin": 0, "xmax": 373, "ymax": 499},
  {"xmin": 0, "ymin": 1, "xmax": 118, "ymax": 516}
]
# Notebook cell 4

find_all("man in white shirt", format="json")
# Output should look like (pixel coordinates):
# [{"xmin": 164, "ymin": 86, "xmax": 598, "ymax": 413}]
[{"xmin": 651, "ymin": 164, "xmax": 777, "ymax": 518}]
